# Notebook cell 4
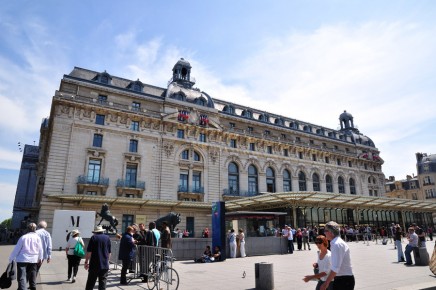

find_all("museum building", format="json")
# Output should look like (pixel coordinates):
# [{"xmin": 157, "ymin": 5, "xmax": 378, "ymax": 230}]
[{"xmin": 34, "ymin": 58, "xmax": 436, "ymax": 235}]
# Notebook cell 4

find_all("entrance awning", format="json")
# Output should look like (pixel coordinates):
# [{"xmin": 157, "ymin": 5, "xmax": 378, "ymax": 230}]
[
  {"xmin": 224, "ymin": 192, "xmax": 436, "ymax": 212},
  {"xmin": 226, "ymin": 211, "xmax": 287, "ymax": 220}
]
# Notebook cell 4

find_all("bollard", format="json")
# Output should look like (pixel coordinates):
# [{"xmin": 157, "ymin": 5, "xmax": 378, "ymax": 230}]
[
  {"xmin": 413, "ymin": 247, "xmax": 429, "ymax": 266},
  {"xmin": 255, "ymin": 262, "xmax": 274, "ymax": 290}
]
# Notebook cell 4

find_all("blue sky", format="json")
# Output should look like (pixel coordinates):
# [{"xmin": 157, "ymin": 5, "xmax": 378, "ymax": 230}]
[{"xmin": 1, "ymin": 1, "xmax": 436, "ymax": 222}]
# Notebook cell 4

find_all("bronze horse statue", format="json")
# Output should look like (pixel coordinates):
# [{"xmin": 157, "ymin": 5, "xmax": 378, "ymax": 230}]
[
  {"xmin": 96, "ymin": 203, "xmax": 119, "ymax": 233},
  {"xmin": 155, "ymin": 212, "xmax": 181, "ymax": 237}
]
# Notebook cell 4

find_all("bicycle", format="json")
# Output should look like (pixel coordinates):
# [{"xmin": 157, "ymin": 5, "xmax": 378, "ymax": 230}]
[{"xmin": 146, "ymin": 254, "xmax": 179, "ymax": 290}]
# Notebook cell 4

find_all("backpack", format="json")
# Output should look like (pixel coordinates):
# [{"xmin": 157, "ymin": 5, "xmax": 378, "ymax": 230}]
[{"xmin": 74, "ymin": 237, "xmax": 85, "ymax": 258}]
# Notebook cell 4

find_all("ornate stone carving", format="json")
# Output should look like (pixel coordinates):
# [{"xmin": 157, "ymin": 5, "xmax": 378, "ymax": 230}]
[
  {"xmin": 209, "ymin": 150, "xmax": 219, "ymax": 164},
  {"xmin": 163, "ymin": 142, "xmax": 174, "ymax": 158}
]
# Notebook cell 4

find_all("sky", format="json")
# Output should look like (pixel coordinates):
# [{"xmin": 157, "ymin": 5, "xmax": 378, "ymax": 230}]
[{"xmin": 0, "ymin": 1, "xmax": 435, "ymax": 223}]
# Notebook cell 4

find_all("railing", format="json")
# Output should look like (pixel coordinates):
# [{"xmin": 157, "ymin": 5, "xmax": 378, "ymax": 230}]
[
  {"xmin": 223, "ymin": 188, "xmax": 259, "ymax": 197},
  {"xmin": 77, "ymin": 175, "xmax": 109, "ymax": 186},
  {"xmin": 116, "ymin": 179, "xmax": 146, "ymax": 190},
  {"xmin": 423, "ymin": 182, "xmax": 435, "ymax": 186},
  {"xmin": 178, "ymin": 185, "xmax": 204, "ymax": 194}
]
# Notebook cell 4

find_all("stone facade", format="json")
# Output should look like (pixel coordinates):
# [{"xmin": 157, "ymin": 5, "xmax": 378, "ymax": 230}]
[{"xmin": 35, "ymin": 59, "xmax": 386, "ymax": 235}]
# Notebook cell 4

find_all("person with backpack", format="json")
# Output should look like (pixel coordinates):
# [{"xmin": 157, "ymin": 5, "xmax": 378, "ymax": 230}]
[{"xmin": 65, "ymin": 229, "xmax": 84, "ymax": 283}]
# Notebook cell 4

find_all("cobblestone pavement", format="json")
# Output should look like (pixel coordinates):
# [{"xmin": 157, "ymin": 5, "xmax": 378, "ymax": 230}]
[{"xmin": 1, "ymin": 240, "xmax": 435, "ymax": 290}]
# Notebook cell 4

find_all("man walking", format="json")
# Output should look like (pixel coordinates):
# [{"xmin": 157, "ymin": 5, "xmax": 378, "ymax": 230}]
[
  {"xmin": 84, "ymin": 225, "xmax": 111, "ymax": 290},
  {"xmin": 9, "ymin": 223, "xmax": 43, "ymax": 290},
  {"xmin": 321, "ymin": 221, "xmax": 354, "ymax": 290},
  {"xmin": 404, "ymin": 227, "xmax": 418, "ymax": 266},
  {"xmin": 36, "ymin": 220, "xmax": 52, "ymax": 274}
]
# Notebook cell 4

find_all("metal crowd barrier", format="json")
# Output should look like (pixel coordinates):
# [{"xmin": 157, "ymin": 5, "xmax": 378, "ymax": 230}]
[
  {"xmin": 135, "ymin": 245, "xmax": 174, "ymax": 284},
  {"xmin": 110, "ymin": 240, "xmax": 121, "ymax": 270}
]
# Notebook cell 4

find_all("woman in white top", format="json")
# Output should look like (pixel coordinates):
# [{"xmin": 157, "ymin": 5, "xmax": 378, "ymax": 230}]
[
  {"xmin": 65, "ymin": 229, "xmax": 84, "ymax": 283},
  {"xmin": 237, "ymin": 228, "xmax": 246, "ymax": 257},
  {"xmin": 228, "ymin": 229, "xmax": 237, "ymax": 258},
  {"xmin": 303, "ymin": 235, "xmax": 332, "ymax": 290}
]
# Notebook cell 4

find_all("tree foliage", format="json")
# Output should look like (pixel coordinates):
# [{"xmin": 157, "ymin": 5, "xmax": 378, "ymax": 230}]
[{"xmin": 0, "ymin": 218, "xmax": 12, "ymax": 229}]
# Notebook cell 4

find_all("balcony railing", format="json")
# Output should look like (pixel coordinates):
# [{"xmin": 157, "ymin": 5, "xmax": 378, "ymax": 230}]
[
  {"xmin": 223, "ymin": 188, "xmax": 259, "ymax": 197},
  {"xmin": 77, "ymin": 175, "xmax": 109, "ymax": 186},
  {"xmin": 178, "ymin": 185, "xmax": 205, "ymax": 194},
  {"xmin": 116, "ymin": 179, "xmax": 146, "ymax": 190}
]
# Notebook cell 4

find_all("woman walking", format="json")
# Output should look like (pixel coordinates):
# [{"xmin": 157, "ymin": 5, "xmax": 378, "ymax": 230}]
[
  {"xmin": 394, "ymin": 225, "xmax": 405, "ymax": 262},
  {"xmin": 303, "ymin": 235, "xmax": 332, "ymax": 290},
  {"xmin": 65, "ymin": 229, "xmax": 84, "ymax": 283}
]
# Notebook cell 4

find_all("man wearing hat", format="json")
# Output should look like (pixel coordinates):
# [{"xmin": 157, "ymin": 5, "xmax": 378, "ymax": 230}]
[{"xmin": 84, "ymin": 225, "xmax": 111, "ymax": 290}]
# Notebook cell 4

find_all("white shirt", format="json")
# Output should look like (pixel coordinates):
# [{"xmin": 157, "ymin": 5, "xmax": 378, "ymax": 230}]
[
  {"xmin": 330, "ymin": 236, "xmax": 353, "ymax": 276},
  {"xmin": 66, "ymin": 236, "xmax": 84, "ymax": 255},
  {"xmin": 9, "ymin": 232, "xmax": 43, "ymax": 263},
  {"xmin": 317, "ymin": 250, "xmax": 332, "ymax": 281},
  {"xmin": 288, "ymin": 229, "xmax": 294, "ymax": 240}
]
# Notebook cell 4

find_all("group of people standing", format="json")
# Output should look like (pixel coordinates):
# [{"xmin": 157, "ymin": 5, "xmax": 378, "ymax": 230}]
[{"xmin": 228, "ymin": 228, "xmax": 246, "ymax": 258}]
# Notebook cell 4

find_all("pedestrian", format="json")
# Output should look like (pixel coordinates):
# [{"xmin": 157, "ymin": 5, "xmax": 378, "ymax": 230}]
[
  {"xmin": 303, "ymin": 228, "xmax": 311, "ymax": 250},
  {"xmin": 119, "ymin": 226, "xmax": 136, "ymax": 285},
  {"xmin": 394, "ymin": 225, "xmax": 405, "ymax": 263},
  {"xmin": 285, "ymin": 225, "xmax": 294, "ymax": 254},
  {"xmin": 404, "ymin": 227, "xmax": 418, "ymax": 266},
  {"xmin": 146, "ymin": 222, "xmax": 160, "ymax": 246},
  {"xmin": 228, "ymin": 229, "xmax": 237, "ymax": 258},
  {"xmin": 296, "ymin": 228, "xmax": 303, "ymax": 250},
  {"xmin": 84, "ymin": 225, "xmax": 112, "ymax": 290},
  {"xmin": 320, "ymin": 221, "xmax": 354, "ymax": 290},
  {"xmin": 303, "ymin": 235, "xmax": 332, "ymax": 290},
  {"xmin": 35, "ymin": 220, "xmax": 52, "ymax": 275},
  {"xmin": 65, "ymin": 229, "xmax": 84, "ymax": 283},
  {"xmin": 237, "ymin": 228, "xmax": 246, "ymax": 257},
  {"xmin": 203, "ymin": 227, "xmax": 209, "ymax": 238},
  {"xmin": 160, "ymin": 221, "xmax": 172, "ymax": 249},
  {"xmin": 9, "ymin": 223, "xmax": 43, "ymax": 290}
]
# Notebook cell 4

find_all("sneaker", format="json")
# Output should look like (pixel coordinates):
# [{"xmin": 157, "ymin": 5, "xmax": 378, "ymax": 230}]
[
  {"xmin": 72, "ymin": 277, "xmax": 76, "ymax": 283},
  {"xmin": 66, "ymin": 278, "xmax": 71, "ymax": 281}
]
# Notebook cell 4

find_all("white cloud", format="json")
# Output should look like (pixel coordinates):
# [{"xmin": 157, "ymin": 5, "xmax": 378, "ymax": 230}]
[
  {"xmin": 0, "ymin": 182, "xmax": 17, "ymax": 222},
  {"xmin": 0, "ymin": 148, "xmax": 22, "ymax": 170}
]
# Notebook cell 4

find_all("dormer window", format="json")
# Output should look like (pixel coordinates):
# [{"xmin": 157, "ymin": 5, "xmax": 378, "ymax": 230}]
[
  {"xmin": 274, "ymin": 118, "xmax": 284, "ymax": 126},
  {"xmin": 259, "ymin": 114, "xmax": 269, "ymax": 123},
  {"xmin": 172, "ymin": 93, "xmax": 186, "ymax": 101},
  {"xmin": 128, "ymin": 80, "xmax": 143, "ymax": 92},
  {"xmin": 223, "ymin": 105, "xmax": 235, "ymax": 114},
  {"xmin": 101, "ymin": 75, "xmax": 109, "ymax": 84},
  {"xmin": 242, "ymin": 110, "xmax": 253, "ymax": 118},
  {"xmin": 93, "ymin": 71, "xmax": 112, "ymax": 85},
  {"xmin": 196, "ymin": 97, "xmax": 206, "ymax": 106},
  {"xmin": 303, "ymin": 125, "xmax": 312, "ymax": 133}
]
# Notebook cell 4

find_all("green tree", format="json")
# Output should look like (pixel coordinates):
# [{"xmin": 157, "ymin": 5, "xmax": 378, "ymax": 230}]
[{"xmin": 0, "ymin": 218, "xmax": 12, "ymax": 229}]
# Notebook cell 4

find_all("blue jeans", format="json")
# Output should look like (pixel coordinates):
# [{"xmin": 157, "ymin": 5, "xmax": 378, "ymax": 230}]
[
  {"xmin": 404, "ymin": 244, "xmax": 415, "ymax": 264},
  {"xmin": 17, "ymin": 262, "xmax": 37, "ymax": 290},
  {"xmin": 395, "ymin": 240, "xmax": 404, "ymax": 262}
]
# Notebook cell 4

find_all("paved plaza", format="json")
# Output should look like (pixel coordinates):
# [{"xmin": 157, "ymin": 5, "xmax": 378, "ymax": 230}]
[{"xmin": 1, "ymin": 240, "xmax": 435, "ymax": 290}]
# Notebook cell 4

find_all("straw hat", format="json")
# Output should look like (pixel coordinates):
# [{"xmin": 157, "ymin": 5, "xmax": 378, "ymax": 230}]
[
  {"xmin": 92, "ymin": 225, "xmax": 105, "ymax": 233},
  {"xmin": 71, "ymin": 229, "xmax": 80, "ymax": 236}
]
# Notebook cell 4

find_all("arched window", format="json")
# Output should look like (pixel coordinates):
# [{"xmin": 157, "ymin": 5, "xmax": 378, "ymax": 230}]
[
  {"xmin": 338, "ymin": 176, "xmax": 345, "ymax": 193},
  {"xmin": 228, "ymin": 162, "xmax": 239, "ymax": 195},
  {"xmin": 350, "ymin": 178, "xmax": 356, "ymax": 195},
  {"xmin": 326, "ymin": 175, "xmax": 333, "ymax": 192},
  {"xmin": 283, "ymin": 169, "xmax": 292, "ymax": 192},
  {"xmin": 196, "ymin": 98, "xmax": 206, "ymax": 106},
  {"xmin": 313, "ymin": 173, "xmax": 320, "ymax": 192},
  {"xmin": 266, "ymin": 167, "xmax": 276, "ymax": 193},
  {"xmin": 248, "ymin": 165, "xmax": 258, "ymax": 195},
  {"xmin": 181, "ymin": 150, "xmax": 189, "ymax": 160},
  {"xmin": 193, "ymin": 151, "xmax": 201, "ymax": 161},
  {"xmin": 298, "ymin": 171, "xmax": 307, "ymax": 191},
  {"xmin": 368, "ymin": 177, "xmax": 372, "ymax": 183}
]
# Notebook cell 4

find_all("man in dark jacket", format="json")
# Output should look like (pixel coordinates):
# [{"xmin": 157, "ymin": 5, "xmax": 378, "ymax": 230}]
[
  {"xmin": 119, "ymin": 226, "xmax": 136, "ymax": 285},
  {"xmin": 84, "ymin": 225, "xmax": 111, "ymax": 290}
]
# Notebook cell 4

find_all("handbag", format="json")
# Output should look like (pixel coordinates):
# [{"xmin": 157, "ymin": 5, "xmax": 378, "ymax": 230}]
[
  {"xmin": 430, "ymin": 245, "xmax": 436, "ymax": 275},
  {"xmin": 74, "ymin": 237, "xmax": 85, "ymax": 258}
]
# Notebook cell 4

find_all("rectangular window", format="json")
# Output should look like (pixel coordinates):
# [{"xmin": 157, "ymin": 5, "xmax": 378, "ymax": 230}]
[
  {"xmin": 131, "ymin": 121, "xmax": 140, "ymax": 131},
  {"xmin": 281, "ymin": 133, "xmax": 286, "ymax": 140},
  {"xmin": 132, "ymin": 102, "xmax": 141, "ymax": 111},
  {"xmin": 87, "ymin": 159, "xmax": 101, "ymax": 183},
  {"xmin": 299, "ymin": 152, "xmax": 303, "ymax": 159},
  {"xmin": 93, "ymin": 134, "xmax": 103, "ymax": 147},
  {"xmin": 264, "ymin": 130, "xmax": 270, "ymax": 135},
  {"xmin": 249, "ymin": 143, "xmax": 256, "ymax": 151},
  {"xmin": 177, "ymin": 129, "xmax": 185, "ymax": 139},
  {"xmin": 345, "ymin": 148, "xmax": 349, "ymax": 152},
  {"xmin": 267, "ymin": 146, "xmax": 272, "ymax": 154},
  {"xmin": 334, "ymin": 145, "xmax": 338, "ymax": 150},
  {"xmin": 230, "ymin": 139, "xmax": 237, "ymax": 148},
  {"xmin": 86, "ymin": 191, "xmax": 97, "ymax": 195},
  {"xmin": 373, "ymin": 165, "xmax": 377, "ymax": 171},
  {"xmin": 325, "ymin": 157, "xmax": 329, "ymax": 164},
  {"xmin": 122, "ymin": 214, "xmax": 134, "ymax": 234},
  {"xmin": 129, "ymin": 139, "xmax": 138, "ymax": 153},
  {"xmin": 296, "ymin": 137, "xmax": 301, "ymax": 142},
  {"xmin": 247, "ymin": 126, "xmax": 253, "ymax": 133},
  {"xmin": 369, "ymin": 190, "xmax": 373, "ymax": 196},
  {"xmin": 310, "ymin": 140, "xmax": 314, "ymax": 144},
  {"xmin": 283, "ymin": 149, "xmax": 289, "ymax": 156},
  {"xmin": 96, "ymin": 114, "xmax": 105, "ymax": 125},
  {"xmin": 364, "ymin": 164, "xmax": 368, "ymax": 170},
  {"xmin": 98, "ymin": 95, "xmax": 108, "ymax": 104},
  {"xmin": 322, "ymin": 142, "xmax": 327, "ymax": 147},
  {"xmin": 186, "ymin": 217, "xmax": 194, "ymax": 237},
  {"xmin": 229, "ymin": 122, "xmax": 235, "ymax": 128},
  {"xmin": 199, "ymin": 133, "xmax": 206, "ymax": 142},
  {"xmin": 193, "ymin": 171, "xmax": 201, "ymax": 191},
  {"xmin": 348, "ymin": 161, "xmax": 352, "ymax": 167},
  {"xmin": 125, "ymin": 163, "xmax": 138, "ymax": 187},
  {"xmin": 312, "ymin": 154, "xmax": 316, "ymax": 161},
  {"xmin": 337, "ymin": 159, "xmax": 341, "ymax": 166},
  {"xmin": 179, "ymin": 170, "xmax": 189, "ymax": 192},
  {"xmin": 374, "ymin": 190, "xmax": 378, "ymax": 197}
]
